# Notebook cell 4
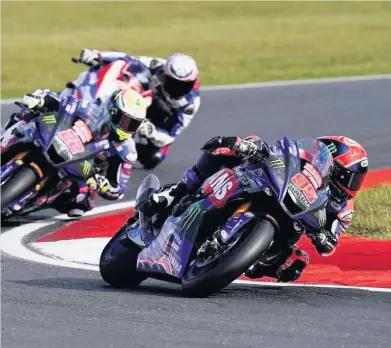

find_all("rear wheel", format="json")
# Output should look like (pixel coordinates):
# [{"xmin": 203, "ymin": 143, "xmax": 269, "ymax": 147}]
[
  {"xmin": 1, "ymin": 166, "xmax": 39, "ymax": 211},
  {"xmin": 99, "ymin": 217, "xmax": 148, "ymax": 288},
  {"xmin": 182, "ymin": 218, "xmax": 275, "ymax": 297}
]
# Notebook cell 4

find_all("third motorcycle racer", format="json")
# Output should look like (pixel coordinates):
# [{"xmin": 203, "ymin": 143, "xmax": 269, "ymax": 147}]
[
  {"xmin": 141, "ymin": 134, "xmax": 369, "ymax": 282},
  {"xmin": 73, "ymin": 48, "xmax": 201, "ymax": 169}
]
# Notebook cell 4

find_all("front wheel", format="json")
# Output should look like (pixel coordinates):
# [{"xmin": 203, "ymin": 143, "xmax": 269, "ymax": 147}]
[
  {"xmin": 1, "ymin": 166, "xmax": 39, "ymax": 211},
  {"xmin": 99, "ymin": 218, "xmax": 148, "ymax": 288},
  {"xmin": 182, "ymin": 218, "xmax": 275, "ymax": 297}
]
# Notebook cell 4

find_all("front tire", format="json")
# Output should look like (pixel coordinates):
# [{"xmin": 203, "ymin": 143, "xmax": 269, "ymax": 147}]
[
  {"xmin": 1, "ymin": 166, "xmax": 38, "ymax": 211},
  {"xmin": 99, "ymin": 218, "xmax": 148, "ymax": 288},
  {"xmin": 182, "ymin": 218, "xmax": 275, "ymax": 297}
]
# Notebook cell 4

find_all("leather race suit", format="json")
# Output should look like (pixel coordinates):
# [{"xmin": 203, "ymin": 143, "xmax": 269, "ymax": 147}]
[{"xmin": 149, "ymin": 135, "xmax": 355, "ymax": 282}]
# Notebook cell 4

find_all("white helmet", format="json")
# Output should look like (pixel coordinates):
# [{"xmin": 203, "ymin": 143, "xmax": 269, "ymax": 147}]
[{"xmin": 161, "ymin": 53, "xmax": 199, "ymax": 99}]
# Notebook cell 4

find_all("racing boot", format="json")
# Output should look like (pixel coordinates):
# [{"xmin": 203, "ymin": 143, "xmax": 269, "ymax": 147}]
[
  {"xmin": 276, "ymin": 248, "xmax": 310, "ymax": 283},
  {"xmin": 51, "ymin": 183, "xmax": 96, "ymax": 218},
  {"xmin": 245, "ymin": 246, "xmax": 309, "ymax": 283}
]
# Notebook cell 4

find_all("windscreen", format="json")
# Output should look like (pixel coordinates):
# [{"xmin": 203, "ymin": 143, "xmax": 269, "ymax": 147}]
[{"xmin": 296, "ymin": 138, "xmax": 334, "ymax": 189}]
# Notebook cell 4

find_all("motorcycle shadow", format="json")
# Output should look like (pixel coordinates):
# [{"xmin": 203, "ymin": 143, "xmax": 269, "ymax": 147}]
[
  {"xmin": 12, "ymin": 277, "xmax": 186, "ymax": 298},
  {"xmin": 12, "ymin": 276, "xmax": 292, "ymax": 300}
]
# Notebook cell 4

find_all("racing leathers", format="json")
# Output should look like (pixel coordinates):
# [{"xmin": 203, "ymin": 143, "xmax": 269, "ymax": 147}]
[
  {"xmin": 72, "ymin": 49, "xmax": 201, "ymax": 169},
  {"xmin": 5, "ymin": 90, "xmax": 137, "ymax": 217},
  {"xmin": 147, "ymin": 135, "xmax": 355, "ymax": 283}
]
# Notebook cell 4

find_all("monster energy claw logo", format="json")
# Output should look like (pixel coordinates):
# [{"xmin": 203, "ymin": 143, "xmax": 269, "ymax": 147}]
[
  {"xmin": 269, "ymin": 159, "xmax": 285, "ymax": 169},
  {"xmin": 42, "ymin": 115, "xmax": 56, "ymax": 124},
  {"xmin": 180, "ymin": 203, "xmax": 202, "ymax": 231},
  {"xmin": 318, "ymin": 209, "xmax": 326, "ymax": 227},
  {"xmin": 327, "ymin": 143, "xmax": 337, "ymax": 155},
  {"xmin": 83, "ymin": 161, "xmax": 91, "ymax": 175}
]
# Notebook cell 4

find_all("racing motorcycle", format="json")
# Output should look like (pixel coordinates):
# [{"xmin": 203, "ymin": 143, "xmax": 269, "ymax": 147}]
[
  {"xmin": 1, "ymin": 97, "xmax": 108, "ymax": 219},
  {"xmin": 99, "ymin": 137, "xmax": 333, "ymax": 297},
  {"xmin": 61, "ymin": 57, "xmax": 153, "ymax": 106}
]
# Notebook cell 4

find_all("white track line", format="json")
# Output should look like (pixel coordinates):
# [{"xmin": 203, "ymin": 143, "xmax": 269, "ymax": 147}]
[
  {"xmin": 2, "ymin": 74, "xmax": 391, "ymax": 105},
  {"xmin": 1, "ymin": 200, "xmax": 390, "ymax": 293}
]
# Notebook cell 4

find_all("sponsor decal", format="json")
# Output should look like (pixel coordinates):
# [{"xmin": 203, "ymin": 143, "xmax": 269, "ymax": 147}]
[
  {"xmin": 58, "ymin": 129, "xmax": 85, "ymax": 155},
  {"xmin": 53, "ymin": 137, "xmax": 72, "ymax": 160},
  {"xmin": 212, "ymin": 147, "xmax": 235, "ymax": 156},
  {"xmin": 168, "ymin": 252, "xmax": 181, "ymax": 274},
  {"xmin": 327, "ymin": 143, "xmax": 338, "ymax": 155},
  {"xmin": 291, "ymin": 173, "xmax": 318, "ymax": 204},
  {"xmin": 330, "ymin": 200, "xmax": 341, "ymax": 211},
  {"xmin": 317, "ymin": 209, "xmax": 327, "ymax": 227},
  {"xmin": 339, "ymin": 211, "xmax": 353, "ymax": 223},
  {"xmin": 65, "ymin": 100, "xmax": 78, "ymax": 115},
  {"xmin": 361, "ymin": 158, "xmax": 368, "ymax": 168},
  {"xmin": 244, "ymin": 211, "xmax": 254, "ymax": 218},
  {"xmin": 82, "ymin": 161, "xmax": 91, "ymax": 176},
  {"xmin": 180, "ymin": 202, "xmax": 203, "ymax": 231},
  {"xmin": 42, "ymin": 115, "xmax": 57, "ymax": 124},
  {"xmin": 289, "ymin": 143, "xmax": 298, "ymax": 157},
  {"xmin": 95, "ymin": 139, "xmax": 110, "ymax": 150},
  {"xmin": 207, "ymin": 171, "xmax": 240, "ymax": 208},
  {"xmin": 288, "ymin": 183, "xmax": 310, "ymax": 209},
  {"xmin": 269, "ymin": 159, "xmax": 285, "ymax": 169}
]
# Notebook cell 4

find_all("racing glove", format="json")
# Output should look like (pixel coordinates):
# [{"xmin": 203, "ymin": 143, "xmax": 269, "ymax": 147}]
[
  {"xmin": 307, "ymin": 229, "xmax": 338, "ymax": 255},
  {"xmin": 201, "ymin": 136, "xmax": 269, "ymax": 161},
  {"xmin": 138, "ymin": 121, "xmax": 157, "ymax": 139},
  {"xmin": 22, "ymin": 89, "xmax": 60, "ymax": 113},
  {"xmin": 22, "ymin": 89, "xmax": 50, "ymax": 110},
  {"xmin": 79, "ymin": 48, "xmax": 101, "ymax": 68},
  {"xmin": 87, "ymin": 174, "xmax": 123, "ymax": 200}
]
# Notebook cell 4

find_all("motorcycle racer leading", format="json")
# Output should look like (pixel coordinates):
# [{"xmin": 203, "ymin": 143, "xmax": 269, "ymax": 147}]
[
  {"xmin": 142, "ymin": 134, "xmax": 369, "ymax": 283},
  {"xmin": 4, "ymin": 88, "xmax": 148, "ymax": 217},
  {"xmin": 71, "ymin": 48, "xmax": 201, "ymax": 169}
]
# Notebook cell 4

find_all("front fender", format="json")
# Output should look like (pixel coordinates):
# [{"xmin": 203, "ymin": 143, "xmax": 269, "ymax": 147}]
[
  {"xmin": 1, "ymin": 120, "xmax": 28, "ymax": 153},
  {"xmin": 219, "ymin": 210, "xmax": 258, "ymax": 244}
]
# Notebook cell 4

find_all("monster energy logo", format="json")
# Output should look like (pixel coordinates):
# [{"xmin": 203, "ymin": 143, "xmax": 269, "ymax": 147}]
[
  {"xmin": 318, "ymin": 209, "xmax": 326, "ymax": 227},
  {"xmin": 82, "ymin": 161, "xmax": 91, "ymax": 175},
  {"xmin": 269, "ymin": 159, "xmax": 285, "ymax": 169},
  {"xmin": 180, "ymin": 203, "xmax": 203, "ymax": 231},
  {"xmin": 327, "ymin": 143, "xmax": 337, "ymax": 154},
  {"xmin": 42, "ymin": 115, "xmax": 56, "ymax": 124}
]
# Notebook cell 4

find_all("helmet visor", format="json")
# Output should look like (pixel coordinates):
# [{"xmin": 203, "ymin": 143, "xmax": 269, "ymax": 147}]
[
  {"xmin": 163, "ymin": 75, "xmax": 195, "ymax": 98},
  {"xmin": 110, "ymin": 108, "xmax": 142, "ymax": 133},
  {"xmin": 333, "ymin": 164, "xmax": 366, "ymax": 192}
]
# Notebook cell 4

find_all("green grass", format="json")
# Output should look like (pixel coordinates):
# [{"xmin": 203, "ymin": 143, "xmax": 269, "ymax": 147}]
[
  {"xmin": 1, "ymin": 1, "xmax": 391, "ymax": 98},
  {"xmin": 348, "ymin": 186, "xmax": 391, "ymax": 240}
]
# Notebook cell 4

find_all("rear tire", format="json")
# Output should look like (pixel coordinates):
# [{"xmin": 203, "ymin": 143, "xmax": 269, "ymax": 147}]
[
  {"xmin": 1, "ymin": 166, "xmax": 38, "ymax": 211},
  {"xmin": 182, "ymin": 218, "xmax": 275, "ymax": 297},
  {"xmin": 99, "ymin": 218, "xmax": 147, "ymax": 288}
]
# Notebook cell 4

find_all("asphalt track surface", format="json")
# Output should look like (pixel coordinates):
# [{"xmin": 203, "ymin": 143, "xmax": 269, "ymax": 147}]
[{"xmin": 2, "ymin": 78, "xmax": 391, "ymax": 348}]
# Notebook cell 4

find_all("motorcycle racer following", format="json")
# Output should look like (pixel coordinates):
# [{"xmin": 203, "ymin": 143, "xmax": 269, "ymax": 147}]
[
  {"xmin": 142, "ymin": 134, "xmax": 369, "ymax": 282},
  {"xmin": 71, "ymin": 48, "xmax": 201, "ymax": 169},
  {"xmin": 4, "ymin": 88, "xmax": 148, "ymax": 217}
]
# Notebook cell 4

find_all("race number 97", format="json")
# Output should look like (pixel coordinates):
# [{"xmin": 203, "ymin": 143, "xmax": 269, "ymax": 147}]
[{"xmin": 291, "ymin": 173, "xmax": 317, "ymax": 204}]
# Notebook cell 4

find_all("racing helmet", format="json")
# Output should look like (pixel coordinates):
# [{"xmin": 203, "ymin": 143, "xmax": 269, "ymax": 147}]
[
  {"xmin": 106, "ymin": 89, "xmax": 147, "ymax": 141},
  {"xmin": 160, "ymin": 53, "xmax": 199, "ymax": 99},
  {"xmin": 317, "ymin": 136, "xmax": 369, "ymax": 200}
]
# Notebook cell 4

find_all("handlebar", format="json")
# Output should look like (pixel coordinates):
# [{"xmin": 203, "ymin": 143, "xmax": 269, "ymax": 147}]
[{"xmin": 71, "ymin": 57, "xmax": 81, "ymax": 64}]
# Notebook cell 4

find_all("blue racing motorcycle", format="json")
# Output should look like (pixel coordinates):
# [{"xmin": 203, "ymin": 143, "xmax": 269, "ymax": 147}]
[
  {"xmin": 1, "ymin": 97, "xmax": 109, "ymax": 218},
  {"xmin": 99, "ymin": 137, "xmax": 333, "ymax": 297}
]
